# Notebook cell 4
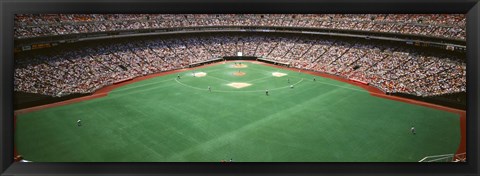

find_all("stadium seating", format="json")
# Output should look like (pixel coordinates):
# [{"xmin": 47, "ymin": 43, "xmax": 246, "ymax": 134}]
[
  {"xmin": 14, "ymin": 14, "xmax": 465, "ymax": 40},
  {"xmin": 14, "ymin": 35, "xmax": 466, "ymax": 97}
]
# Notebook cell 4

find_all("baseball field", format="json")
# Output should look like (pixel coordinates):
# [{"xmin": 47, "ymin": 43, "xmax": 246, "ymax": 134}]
[{"xmin": 15, "ymin": 61, "xmax": 463, "ymax": 162}]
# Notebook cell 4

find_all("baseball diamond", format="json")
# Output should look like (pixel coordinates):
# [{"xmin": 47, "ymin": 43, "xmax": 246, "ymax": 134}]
[{"xmin": 15, "ymin": 61, "xmax": 463, "ymax": 162}]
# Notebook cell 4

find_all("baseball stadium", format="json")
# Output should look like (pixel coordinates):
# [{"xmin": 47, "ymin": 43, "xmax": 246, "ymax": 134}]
[{"xmin": 13, "ymin": 14, "xmax": 466, "ymax": 162}]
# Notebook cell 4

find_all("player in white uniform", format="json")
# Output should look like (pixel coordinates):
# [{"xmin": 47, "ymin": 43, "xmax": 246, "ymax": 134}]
[
  {"xmin": 77, "ymin": 120, "xmax": 81, "ymax": 127},
  {"xmin": 411, "ymin": 126, "xmax": 416, "ymax": 135}
]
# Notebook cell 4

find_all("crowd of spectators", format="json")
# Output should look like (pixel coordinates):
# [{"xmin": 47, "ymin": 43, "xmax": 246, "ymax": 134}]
[
  {"xmin": 14, "ymin": 14, "xmax": 466, "ymax": 40},
  {"xmin": 14, "ymin": 34, "xmax": 466, "ymax": 97}
]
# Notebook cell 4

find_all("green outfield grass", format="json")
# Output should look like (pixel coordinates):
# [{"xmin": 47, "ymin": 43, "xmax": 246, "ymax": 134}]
[{"xmin": 15, "ymin": 62, "xmax": 461, "ymax": 162}]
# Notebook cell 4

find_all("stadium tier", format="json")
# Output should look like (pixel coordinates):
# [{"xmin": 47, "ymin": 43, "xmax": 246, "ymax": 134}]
[
  {"xmin": 14, "ymin": 14, "xmax": 465, "ymax": 40},
  {"xmin": 14, "ymin": 34, "xmax": 466, "ymax": 98}
]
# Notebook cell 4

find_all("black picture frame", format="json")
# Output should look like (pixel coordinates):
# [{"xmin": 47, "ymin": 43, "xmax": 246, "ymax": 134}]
[{"xmin": 1, "ymin": 0, "xmax": 479, "ymax": 175}]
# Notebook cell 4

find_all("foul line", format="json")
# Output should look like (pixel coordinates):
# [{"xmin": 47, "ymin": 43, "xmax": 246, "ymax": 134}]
[
  {"xmin": 249, "ymin": 66, "xmax": 369, "ymax": 94},
  {"xmin": 289, "ymin": 74, "xmax": 369, "ymax": 94},
  {"xmin": 109, "ymin": 66, "xmax": 369, "ymax": 98},
  {"xmin": 107, "ymin": 65, "xmax": 244, "ymax": 94}
]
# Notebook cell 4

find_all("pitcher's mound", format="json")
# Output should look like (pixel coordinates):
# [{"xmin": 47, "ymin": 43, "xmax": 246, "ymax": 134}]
[
  {"xmin": 227, "ymin": 82, "xmax": 252, "ymax": 89},
  {"xmin": 272, "ymin": 72, "xmax": 287, "ymax": 77},
  {"xmin": 193, "ymin": 72, "xmax": 207, "ymax": 77},
  {"xmin": 232, "ymin": 64, "xmax": 248, "ymax": 68},
  {"xmin": 233, "ymin": 72, "xmax": 246, "ymax": 76}
]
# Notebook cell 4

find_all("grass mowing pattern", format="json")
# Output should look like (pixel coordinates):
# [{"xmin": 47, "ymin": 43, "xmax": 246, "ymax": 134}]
[{"xmin": 15, "ymin": 62, "xmax": 461, "ymax": 162}]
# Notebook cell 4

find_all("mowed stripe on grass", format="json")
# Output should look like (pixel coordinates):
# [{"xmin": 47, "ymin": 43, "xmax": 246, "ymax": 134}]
[{"xmin": 15, "ymin": 62, "xmax": 461, "ymax": 162}]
